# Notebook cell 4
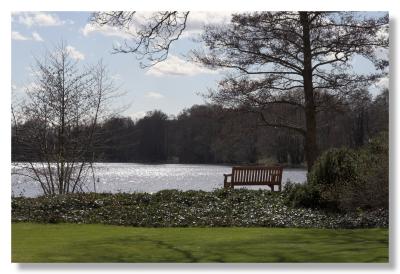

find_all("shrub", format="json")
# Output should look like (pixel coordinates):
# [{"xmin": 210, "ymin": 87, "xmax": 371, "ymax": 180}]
[
  {"xmin": 307, "ymin": 148, "xmax": 361, "ymax": 211},
  {"xmin": 308, "ymin": 148, "xmax": 360, "ymax": 187},
  {"xmin": 286, "ymin": 132, "xmax": 389, "ymax": 212},
  {"xmin": 283, "ymin": 181, "xmax": 322, "ymax": 209},
  {"xmin": 343, "ymin": 132, "xmax": 389, "ymax": 210}
]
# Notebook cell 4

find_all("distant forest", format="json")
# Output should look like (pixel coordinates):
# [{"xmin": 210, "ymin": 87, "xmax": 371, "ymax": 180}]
[{"xmin": 12, "ymin": 89, "xmax": 388, "ymax": 166}]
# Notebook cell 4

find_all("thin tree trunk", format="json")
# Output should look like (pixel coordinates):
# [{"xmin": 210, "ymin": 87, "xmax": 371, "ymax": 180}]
[
  {"xmin": 300, "ymin": 12, "xmax": 318, "ymax": 172},
  {"xmin": 59, "ymin": 53, "xmax": 66, "ymax": 194}
]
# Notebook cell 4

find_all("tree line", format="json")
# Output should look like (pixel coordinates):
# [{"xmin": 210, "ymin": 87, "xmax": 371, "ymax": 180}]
[{"xmin": 12, "ymin": 88, "xmax": 388, "ymax": 165}]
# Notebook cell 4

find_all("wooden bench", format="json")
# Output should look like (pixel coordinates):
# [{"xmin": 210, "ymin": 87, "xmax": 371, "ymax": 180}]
[{"xmin": 223, "ymin": 166, "xmax": 283, "ymax": 191}]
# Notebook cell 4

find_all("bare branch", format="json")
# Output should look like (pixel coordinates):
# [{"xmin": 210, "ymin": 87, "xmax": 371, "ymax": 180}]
[{"xmin": 91, "ymin": 11, "xmax": 189, "ymax": 68}]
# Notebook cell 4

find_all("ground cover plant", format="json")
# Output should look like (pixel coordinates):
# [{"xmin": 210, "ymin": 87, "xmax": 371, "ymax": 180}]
[
  {"xmin": 12, "ymin": 223, "xmax": 388, "ymax": 263},
  {"xmin": 12, "ymin": 188, "xmax": 388, "ymax": 229}
]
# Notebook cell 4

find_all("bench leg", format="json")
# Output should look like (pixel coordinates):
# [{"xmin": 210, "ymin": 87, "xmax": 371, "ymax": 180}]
[{"xmin": 270, "ymin": 185, "xmax": 275, "ymax": 191}]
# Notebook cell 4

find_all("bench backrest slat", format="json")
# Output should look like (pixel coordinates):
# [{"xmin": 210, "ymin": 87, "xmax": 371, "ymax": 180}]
[{"xmin": 257, "ymin": 169, "xmax": 262, "ymax": 183}]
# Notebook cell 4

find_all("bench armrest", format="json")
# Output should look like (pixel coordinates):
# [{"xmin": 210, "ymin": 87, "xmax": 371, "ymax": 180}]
[{"xmin": 223, "ymin": 173, "xmax": 232, "ymax": 188}]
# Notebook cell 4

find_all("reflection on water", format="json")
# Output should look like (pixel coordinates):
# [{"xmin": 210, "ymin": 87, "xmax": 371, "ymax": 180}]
[{"xmin": 12, "ymin": 163, "xmax": 307, "ymax": 197}]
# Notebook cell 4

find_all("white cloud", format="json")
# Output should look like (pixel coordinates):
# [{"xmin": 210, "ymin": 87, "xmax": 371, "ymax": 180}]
[
  {"xmin": 11, "ymin": 83, "xmax": 24, "ymax": 98},
  {"xmin": 145, "ymin": 92, "xmax": 164, "ymax": 99},
  {"xmin": 376, "ymin": 76, "xmax": 389, "ymax": 90},
  {"xmin": 24, "ymin": 82, "xmax": 39, "ymax": 92},
  {"xmin": 376, "ymin": 26, "xmax": 389, "ymax": 40},
  {"xmin": 66, "ymin": 46, "xmax": 85, "ymax": 61},
  {"xmin": 129, "ymin": 111, "xmax": 146, "ymax": 121},
  {"xmin": 146, "ymin": 55, "xmax": 218, "ymax": 77},
  {"xmin": 12, "ymin": 82, "xmax": 39, "ymax": 95},
  {"xmin": 82, "ymin": 12, "xmax": 154, "ymax": 39},
  {"xmin": 12, "ymin": 31, "xmax": 44, "ymax": 42},
  {"xmin": 12, "ymin": 31, "xmax": 29, "ymax": 41},
  {"xmin": 15, "ymin": 12, "xmax": 66, "ymax": 27},
  {"xmin": 182, "ymin": 11, "xmax": 233, "ymax": 38},
  {"xmin": 81, "ymin": 11, "xmax": 233, "ymax": 40},
  {"xmin": 81, "ymin": 23, "xmax": 132, "ymax": 39},
  {"xmin": 31, "ymin": 31, "xmax": 44, "ymax": 42}
]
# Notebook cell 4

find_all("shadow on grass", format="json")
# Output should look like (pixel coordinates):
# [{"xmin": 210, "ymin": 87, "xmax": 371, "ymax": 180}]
[{"xmin": 12, "ymin": 224, "xmax": 389, "ymax": 263}]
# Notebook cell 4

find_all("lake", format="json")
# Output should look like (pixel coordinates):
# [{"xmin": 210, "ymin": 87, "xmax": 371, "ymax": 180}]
[{"xmin": 11, "ymin": 163, "xmax": 307, "ymax": 197}]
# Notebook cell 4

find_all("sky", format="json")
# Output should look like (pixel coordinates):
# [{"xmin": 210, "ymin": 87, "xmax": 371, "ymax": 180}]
[
  {"xmin": 11, "ymin": 11, "xmax": 233, "ymax": 120},
  {"xmin": 11, "ymin": 11, "xmax": 388, "ymax": 120}
]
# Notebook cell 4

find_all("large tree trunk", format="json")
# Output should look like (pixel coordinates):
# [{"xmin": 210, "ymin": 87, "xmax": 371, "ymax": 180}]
[{"xmin": 300, "ymin": 12, "xmax": 318, "ymax": 172}]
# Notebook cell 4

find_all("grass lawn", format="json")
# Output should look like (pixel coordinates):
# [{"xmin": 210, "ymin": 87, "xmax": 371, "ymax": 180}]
[{"xmin": 12, "ymin": 223, "xmax": 388, "ymax": 263}]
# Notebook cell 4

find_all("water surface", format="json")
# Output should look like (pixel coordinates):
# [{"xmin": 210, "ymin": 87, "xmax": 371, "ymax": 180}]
[{"xmin": 12, "ymin": 163, "xmax": 307, "ymax": 197}]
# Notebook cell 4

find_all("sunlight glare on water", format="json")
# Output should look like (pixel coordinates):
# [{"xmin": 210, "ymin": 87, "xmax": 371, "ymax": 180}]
[{"xmin": 12, "ymin": 163, "xmax": 307, "ymax": 197}]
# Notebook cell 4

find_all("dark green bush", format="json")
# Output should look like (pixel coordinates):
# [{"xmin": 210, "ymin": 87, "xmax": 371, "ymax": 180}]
[
  {"xmin": 308, "ymin": 148, "xmax": 360, "ymax": 187},
  {"xmin": 286, "ymin": 132, "xmax": 388, "ymax": 212},
  {"xmin": 308, "ymin": 148, "xmax": 361, "ymax": 211},
  {"xmin": 283, "ymin": 181, "xmax": 321, "ymax": 209},
  {"xmin": 343, "ymin": 132, "xmax": 389, "ymax": 210}
]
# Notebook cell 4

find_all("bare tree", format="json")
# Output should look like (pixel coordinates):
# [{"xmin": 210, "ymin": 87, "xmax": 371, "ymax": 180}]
[
  {"xmin": 12, "ymin": 43, "xmax": 119, "ymax": 195},
  {"xmin": 192, "ymin": 11, "xmax": 388, "ymax": 171},
  {"xmin": 90, "ymin": 11, "xmax": 189, "ymax": 67}
]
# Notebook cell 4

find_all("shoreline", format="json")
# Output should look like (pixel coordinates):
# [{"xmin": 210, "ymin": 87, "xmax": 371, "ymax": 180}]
[{"xmin": 11, "ymin": 161, "xmax": 307, "ymax": 169}]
